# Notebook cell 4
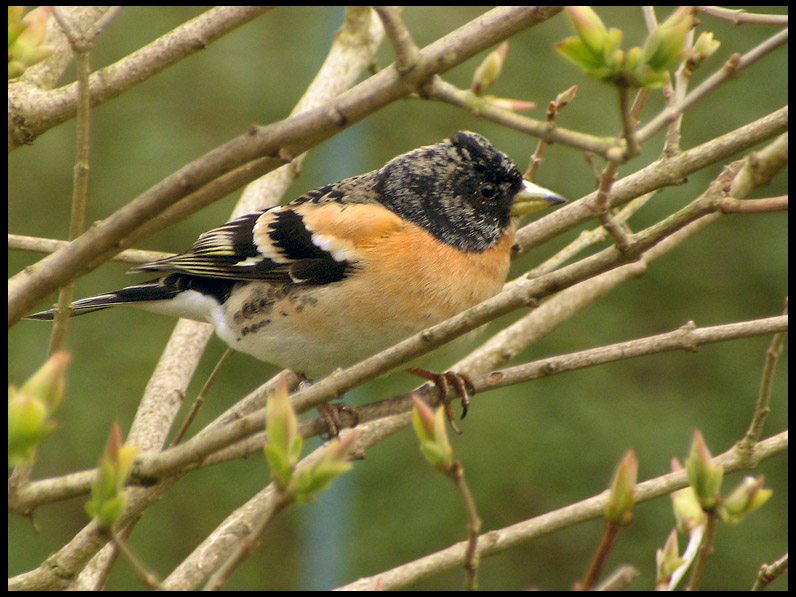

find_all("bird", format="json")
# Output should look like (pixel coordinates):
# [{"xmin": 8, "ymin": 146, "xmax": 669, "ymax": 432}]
[{"xmin": 28, "ymin": 131, "xmax": 565, "ymax": 381}]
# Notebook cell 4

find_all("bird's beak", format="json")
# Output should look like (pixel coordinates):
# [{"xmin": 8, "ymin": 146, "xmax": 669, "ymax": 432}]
[{"xmin": 510, "ymin": 180, "xmax": 567, "ymax": 216}]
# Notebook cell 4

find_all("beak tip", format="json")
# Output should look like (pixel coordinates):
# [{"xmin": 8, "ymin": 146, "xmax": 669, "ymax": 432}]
[
  {"xmin": 511, "ymin": 179, "xmax": 567, "ymax": 216},
  {"xmin": 521, "ymin": 179, "xmax": 567, "ymax": 204}
]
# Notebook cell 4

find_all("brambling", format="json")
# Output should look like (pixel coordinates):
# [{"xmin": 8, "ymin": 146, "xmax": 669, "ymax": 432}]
[{"xmin": 29, "ymin": 131, "xmax": 565, "ymax": 380}]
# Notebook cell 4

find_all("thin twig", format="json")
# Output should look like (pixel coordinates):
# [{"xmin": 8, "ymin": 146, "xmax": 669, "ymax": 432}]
[
  {"xmin": 8, "ymin": 233, "xmax": 173, "ymax": 264},
  {"xmin": 751, "ymin": 552, "xmax": 789, "ymax": 590},
  {"xmin": 428, "ymin": 77, "xmax": 611, "ymax": 155},
  {"xmin": 170, "ymin": 348, "xmax": 234, "ymax": 446},
  {"xmin": 695, "ymin": 6, "xmax": 789, "ymax": 26},
  {"xmin": 372, "ymin": 7, "xmax": 420, "ymax": 76},
  {"xmin": 738, "ymin": 298, "xmax": 788, "ymax": 453}
]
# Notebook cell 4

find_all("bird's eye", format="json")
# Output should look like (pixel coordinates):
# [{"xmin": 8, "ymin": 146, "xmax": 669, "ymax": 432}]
[{"xmin": 478, "ymin": 182, "xmax": 497, "ymax": 199}]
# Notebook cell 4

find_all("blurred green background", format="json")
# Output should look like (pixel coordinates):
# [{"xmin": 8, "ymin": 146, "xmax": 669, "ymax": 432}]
[{"xmin": 9, "ymin": 7, "xmax": 787, "ymax": 590}]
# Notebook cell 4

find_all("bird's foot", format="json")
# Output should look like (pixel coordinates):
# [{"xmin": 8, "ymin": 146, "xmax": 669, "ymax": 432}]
[{"xmin": 407, "ymin": 368, "xmax": 475, "ymax": 434}]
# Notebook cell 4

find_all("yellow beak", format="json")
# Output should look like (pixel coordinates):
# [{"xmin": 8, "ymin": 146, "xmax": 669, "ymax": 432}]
[{"xmin": 510, "ymin": 180, "xmax": 566, "ymax": 216}]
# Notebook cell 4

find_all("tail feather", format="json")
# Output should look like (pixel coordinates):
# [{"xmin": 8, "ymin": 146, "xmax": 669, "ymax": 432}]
[{"xmin": 26, "ymin": 276, "xmax": 188, "ymax": 321}]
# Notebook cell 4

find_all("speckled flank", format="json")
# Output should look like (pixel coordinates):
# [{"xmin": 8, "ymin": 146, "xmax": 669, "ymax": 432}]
[{"xmin": 230, "ymin": 283, "xmax": 319, "ymax": 338}]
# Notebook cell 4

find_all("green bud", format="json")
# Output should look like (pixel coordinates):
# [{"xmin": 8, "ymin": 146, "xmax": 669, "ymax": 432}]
[
  {"xmin": 411, "ymin": 395, "xmax": 453, "ymax": 471},
  {"xmin": 556, "ymin": 9, "xmax": 630, "ymax": 84},
  {"xmin": 655, "ymin": 528, "xmax": 685, "ymax": 583},
  {"xmin": 687, "ymin": 32, "xmax": 720, "ymax": 71},
  {"xmin": 264, "ymin": 375, "xmax": 303, "ymax": 489},
  {"xmin": 8, "ymin": 6, "xmax": 55, "ymax": 79},
  {"xmin": 670, "ymin": 482, "xmax": 706, "ymax": 534},
  {"xmin": 685, "ymin": 430, "xmax": 723, "ymax": 511},
  {"xmin": 565, "ymin": 6, "xmax": 609, "ymax": 57},
  {"xmin": 292, "ymin": 432, "xmax": 356, "ymax": 502},
  {"xmin": 8, "ymin": 352, "xmax": 70, "ymax": 464},
  {"xmin": 643, "ymin": 6, "xmax": 694, "ymax": 71},
  {"xmin": 8, "ymin": 387, "xmax": 55, "ymax": 464},
  {"xmin": 720, "ymin": 476, "xmax": 772, "ymax": 524},
  {"xmin": 86, "ymin": 422, "xmax": 138, "ymax": 530},
  {"xmin": 471, "ymin": 41, "xmax": 508, "ymax": 96},
  {"xmin": 20, "ymin": 351, "xmax": 70, "ymax": 411},
  {"xmin": 605, "ymin": 449, "xmax": 637, "ymax": 525}
]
